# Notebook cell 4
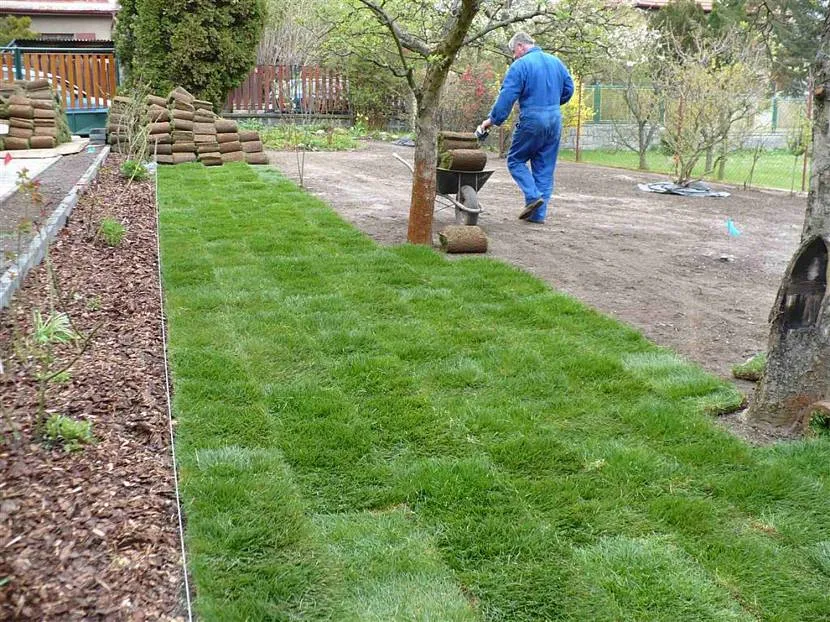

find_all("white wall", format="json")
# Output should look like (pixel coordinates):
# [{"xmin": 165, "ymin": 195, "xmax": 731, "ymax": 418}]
[{"xmin": 26, "ymin": 14, "xmax": 113, "ymax": 40}]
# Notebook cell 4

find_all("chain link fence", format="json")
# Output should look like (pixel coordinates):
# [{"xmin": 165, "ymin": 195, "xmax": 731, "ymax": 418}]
[{"xmin": 561, "ymin": 84, "xmax": 812, "ymax": 193}]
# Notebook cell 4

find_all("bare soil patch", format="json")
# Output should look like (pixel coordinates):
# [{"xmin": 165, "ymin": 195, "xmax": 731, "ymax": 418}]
[
  {"xmin": 268, "ymin": 141, "xmax": 807, "ymax": 440},
  {"xmin": 0, "ymin": 156, "xmax": 184, "ymax": 620}
]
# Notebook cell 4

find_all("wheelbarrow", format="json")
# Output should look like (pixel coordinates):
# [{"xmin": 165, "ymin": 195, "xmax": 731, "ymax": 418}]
[{"xmin": 394, "ymin": 153, "xmax": 494, "ymax": 226}]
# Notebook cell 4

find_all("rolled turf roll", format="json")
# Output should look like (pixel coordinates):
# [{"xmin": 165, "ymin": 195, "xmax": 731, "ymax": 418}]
[
  {"xmin": 29, "ymin": 135, "xmax": 56, "ymax": 149},
  {"xmin": 149, "ymin": 121, "xmax": 172, "ymax": 135},
  {"xmin": 244, "ymin": 152, "xmax": 269, "ymax": 165},
  {"xmin": 219, "ymin": 141, "xmax": 242, "ymax": 154},
  {"xmin": 439, "ymin": 148, "xmax": 487, "ymax": 171},
  {"xmin": 171, "ymin": 142, "xmax": 197, "ymax": 153},
  {"xmin": 215, "ymin": 119, "xmax": 238, "ymax": 133},
  {"xmin": 200, "ymin": 154, "xmax": 223, "ymax": 166},
  {"xmin": 196, "ymin": 142, "xmax": 220, "ymax": 154},
  {"xmin": 3, "ymin": 136, "xmax": 29, "ymax": 150},
  {"xmin": 172, "ymin": 151, "xmax": 198, "ymax": 164},
  {"xmin": 168, "ymin": 86, "xmax": 196, "ymax": 104},
  {"xmin": 220, "ymin": 151, "xmax": 245, "ymax": 163},
  {"xmin": 438, "ymin": 225, "xmax": 488, "ymax": 254},
  {"xmin": 242, "ymin": 140, "xmax": 263, "ymax": 153},
  {"xmin": 147, "ymin": 105, "xmax": 170, "ymax": 122},
  {"xmin": 171, "ymin": 130, "xmax": 194, "ymax": 142},
  {"xmin": 171, "ymin": 108, "xmax": 195, "ymax": 121},
  {"xmin": 237, "ymin": 130, "xmax": 259, "ymax": 142},
  {"xmin": 171, "ymin": 118, "xmax": 194, "ymax": 131},
  {"xmin": 9, "ymin": 117, "xmax": 34, "ymax": 129},
  {"xmin": 8, "ymin": 126, "xmax": 33, "ymax": 139},
  {"xmin": 9, "ymin": 104, "xmax": 33, "ymax": 119}
]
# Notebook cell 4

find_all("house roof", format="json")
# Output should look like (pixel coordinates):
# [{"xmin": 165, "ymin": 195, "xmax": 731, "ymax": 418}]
[
  {"xmin": 7, "ymin": 37, "xmax": 114, "ymax": 47},
  {"xmin": 634, "ymin": 0, "xmax": 713, "ymax": 11},
  {"xmin": 0, "ymin": 0, "xmax": 118, "ymax": 15}
]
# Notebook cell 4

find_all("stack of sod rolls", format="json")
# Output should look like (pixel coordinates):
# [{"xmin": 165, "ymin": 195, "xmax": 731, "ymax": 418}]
[
  {"xmin": 437, "ymin": 130, "xmax": 487, "ymax": 171},
  {"xmin": 192, "ymin": 100, "xmax": 221, "ymax": 166},
  {"xmin": 107, "ymin": 95, "xmax": 140, "ymax": 153},
  {"xmin": 109, "ymin": 85, "xmax": 268, "ymax": 167},
  {"xmin": 213, "ymin": 117, "xmax": 242, "ymax": 163},
  {"xmin": 146, "ymin": 94, "xmax": 172, "ymax": 160},
  {"xmin": 239, "ymin": 129, "xmax": 267, "ymax": 165},
  {"xmin": 2, "ymin": 79, "xmax": 71, "ymax": 150},
  {"xmin": 167, "ymin": 87, "xmax": 197, "ymax": 164}
]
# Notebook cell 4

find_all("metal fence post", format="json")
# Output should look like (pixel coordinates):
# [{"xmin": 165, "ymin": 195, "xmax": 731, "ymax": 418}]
[
  {"xmin": 771, "ymin": 94, "xmax": 778, "ymax": 132},
  {"xmin": 13, "ymin": 48, "xmax": 23, "ymax": 80},
  {"xmin": 593, "ymin": 84, "xmax": 601, "ymax": 123}
]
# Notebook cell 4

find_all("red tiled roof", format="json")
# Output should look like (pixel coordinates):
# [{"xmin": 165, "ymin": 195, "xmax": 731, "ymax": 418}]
[{"xmin": 0, "ymin": 0, "xmax": 117, "ymax": 15}]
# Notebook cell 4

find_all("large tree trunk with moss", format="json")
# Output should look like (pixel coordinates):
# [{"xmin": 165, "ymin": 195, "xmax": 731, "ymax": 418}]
[
  {"xmin": 747, "ymin": 16, "xmax": 830, "ymax": 429},
  {"xmin": 408, "ymin": 103, "xmax": 439, "ymax": 244}
]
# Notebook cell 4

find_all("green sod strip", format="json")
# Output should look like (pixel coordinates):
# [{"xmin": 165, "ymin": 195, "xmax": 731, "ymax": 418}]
[
  {"xmin": 558, "ymin": 148, "xmax": 811, "ymax": 192},
  {"xmin": 160, "ymin": 163, "xmax": 830, "ymax": 620}
]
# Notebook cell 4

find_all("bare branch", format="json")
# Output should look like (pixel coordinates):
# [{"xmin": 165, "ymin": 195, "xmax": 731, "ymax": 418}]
[{"xmin": 357, "ymin": 0, "xmax": 432, "ymax": 57}]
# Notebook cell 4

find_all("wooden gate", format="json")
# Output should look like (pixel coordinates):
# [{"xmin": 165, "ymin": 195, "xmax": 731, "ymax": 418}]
[{"xmin": 0, "ymin": 48, "xmax": 117, "ymax": 109}]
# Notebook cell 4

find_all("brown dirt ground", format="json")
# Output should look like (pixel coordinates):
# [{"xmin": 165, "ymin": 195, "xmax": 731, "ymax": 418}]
[
  {"xmin": 268, "ymin": 140, "xmax": 808, "ymax": 441},
  {"xmin": 0, "ymin": 155, "xmax": 184, "ymax": 620}
]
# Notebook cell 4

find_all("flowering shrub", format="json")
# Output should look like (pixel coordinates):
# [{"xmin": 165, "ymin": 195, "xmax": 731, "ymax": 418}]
[{"xmin": 437, "ymin": 64, "xmax": 501, "ymax": 132}]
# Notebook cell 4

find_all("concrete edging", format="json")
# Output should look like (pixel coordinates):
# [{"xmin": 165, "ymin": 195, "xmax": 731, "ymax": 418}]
[{"xmin": 0, "ymin": 145, "xmax": 111, "ymax": 309}]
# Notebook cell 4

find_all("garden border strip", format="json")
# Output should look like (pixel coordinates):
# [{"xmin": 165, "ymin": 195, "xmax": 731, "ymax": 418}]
[
  {"xmin": 0, "ymin": 145, "xmax": 110, "ymax": 309},
  {"xmin": 154, "ymin": 166, "xmax": 194, "ymax": 622}
]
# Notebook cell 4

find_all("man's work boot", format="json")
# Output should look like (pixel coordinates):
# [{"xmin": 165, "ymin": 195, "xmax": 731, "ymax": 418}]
[{"xmin": 519, "ymin": 198, "xmax": 544, "ymax": 220}]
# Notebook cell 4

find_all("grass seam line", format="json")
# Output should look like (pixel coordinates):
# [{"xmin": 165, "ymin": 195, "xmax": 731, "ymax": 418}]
[{"xmin": 154, "ymin": 164, "xmax": 195, "ymax": 622}]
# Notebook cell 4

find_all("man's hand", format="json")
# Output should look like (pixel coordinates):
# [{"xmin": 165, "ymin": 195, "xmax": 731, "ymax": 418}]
[{"xmin": 480, "ymin": 118, "xmax": 493, "ymax": 130}]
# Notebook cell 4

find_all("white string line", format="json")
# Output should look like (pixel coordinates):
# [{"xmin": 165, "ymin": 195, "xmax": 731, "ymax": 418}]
[{"xmin": 153, "ymin": 164, "xmax": 194, "ymax": 622}]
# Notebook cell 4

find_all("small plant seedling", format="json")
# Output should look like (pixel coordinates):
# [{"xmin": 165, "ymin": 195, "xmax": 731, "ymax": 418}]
[
  {"xmin": 44, "ymin": 414, "xmax": 95, "ymax": 451},
  {"xmin": 86, "ymin": 295, "xmax": 102, "ymax": 311},
  {"xmin": 97, "ymin": 218, "xmax": 127, "ymax": 247},
  {"xmin": 120, "ymin": 159, "xmax": 149, "ymax": 181}
]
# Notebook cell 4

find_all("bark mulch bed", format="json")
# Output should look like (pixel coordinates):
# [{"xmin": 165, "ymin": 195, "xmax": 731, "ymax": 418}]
[{"xmin": 0, "ymin": 154, "xmax": 185, "ymax": 620}]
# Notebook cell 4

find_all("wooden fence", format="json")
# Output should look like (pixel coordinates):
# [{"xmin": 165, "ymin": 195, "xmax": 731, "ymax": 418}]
[
  {"xmin": 224, "ymin": 65, "xmax": 350, "ymax": 115},
  {"xmin": 0, "ymin": 49, "xmax": 117, "ymax": 109}
]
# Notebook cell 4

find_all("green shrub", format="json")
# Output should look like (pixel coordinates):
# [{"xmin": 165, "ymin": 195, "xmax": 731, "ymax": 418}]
[
  {"xmin": 97, "ymin": 218, "xmax": 127, "ymax": 247},
  {"xmin": 120, "ymin": 159, "xmax": 149, "ymax": 181},
  {"xmin": 118, "ymin": 0, "xmax": 265, "ymax": 108},
  {"xmin": 732, "ymin": 352, "xmax": 766, "ymax": 381},
  {"xmin": 44, "ymin": 414, "xmax": 95, "ymax": 451},
  {"xmin": 258, "ymin": 124, "xmax": 360, "ymax": 151}
]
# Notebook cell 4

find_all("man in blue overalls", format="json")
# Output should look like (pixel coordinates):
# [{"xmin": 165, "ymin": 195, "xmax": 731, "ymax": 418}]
[{"xmin": 479, "ymin": 32, "xmax": 574, "ymax": 223}]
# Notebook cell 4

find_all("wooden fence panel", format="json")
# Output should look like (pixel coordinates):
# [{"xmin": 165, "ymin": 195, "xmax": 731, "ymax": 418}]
[
  {"xmin": 224, "ymin": 64, "xmax": 350, "ymax": 115},
  {"xmin": 0, "ymin": 51, "xmax": 116, "ymax": 109}
]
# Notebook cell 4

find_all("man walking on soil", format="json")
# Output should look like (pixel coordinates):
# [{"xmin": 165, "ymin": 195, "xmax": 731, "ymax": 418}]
[{"xmin": 479, "ymin": 32, "xmax": 574, "ymax": 223}]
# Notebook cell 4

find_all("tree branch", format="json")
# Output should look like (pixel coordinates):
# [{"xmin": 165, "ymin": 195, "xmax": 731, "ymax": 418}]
[{"xmin": 356, "ymin": 0, "xmax": 425, "ymax": 92}]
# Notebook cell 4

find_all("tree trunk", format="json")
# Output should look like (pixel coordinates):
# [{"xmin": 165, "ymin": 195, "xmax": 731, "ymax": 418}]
[
  {"xmin": 638, "ymin": 122, "xmax": 648, "ymax": 170},
  {"xmin": 746, "ymin": 236, "xmax": 830, "ymax": 428},
  {"xmin": 747, "ymin": 16, "xmax": 830, "ymax": 429},
  {"xmin": 717, "ymin": 139, "xmax": 727, "ymax": 180},
  {"xmin": 407, "ymin": 102, "xmax": 439, "ymax": 245}
]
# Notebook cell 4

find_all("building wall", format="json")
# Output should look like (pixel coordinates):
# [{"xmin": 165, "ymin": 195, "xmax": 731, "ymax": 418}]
[{"xmin": 25, "ymin": 14, "xmax": 112, "ymax": 39}]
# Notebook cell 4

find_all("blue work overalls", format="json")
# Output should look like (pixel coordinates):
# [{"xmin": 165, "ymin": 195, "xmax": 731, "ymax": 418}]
[{"xmin": 489, "ymin": 47, "xmax": 574, "ymax": 222}]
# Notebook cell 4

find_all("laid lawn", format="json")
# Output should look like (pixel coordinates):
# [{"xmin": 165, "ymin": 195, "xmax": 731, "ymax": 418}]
[
  {"xmin": 159, "ymin": 163, "xmax": 830, "ymax": 621},
  {"xmin": 559, "ymin": 148, "xmax": 810, "ymax": 192}
]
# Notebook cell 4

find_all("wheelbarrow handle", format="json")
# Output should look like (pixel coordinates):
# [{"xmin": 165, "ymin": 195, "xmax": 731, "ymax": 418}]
[{"xmin": 393, "ymin": 152, "xmax": 414, "ymax": 175}]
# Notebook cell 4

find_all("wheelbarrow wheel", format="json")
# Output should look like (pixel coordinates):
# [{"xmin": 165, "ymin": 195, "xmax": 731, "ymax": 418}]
[{"xmin": 456, "ymin": 185, "xmax": 480, "ymax": 226}]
